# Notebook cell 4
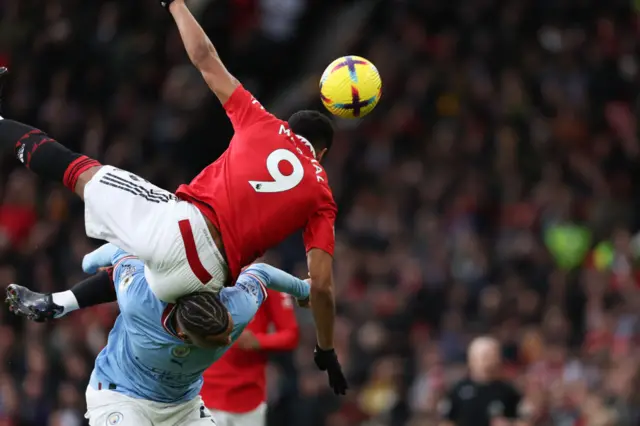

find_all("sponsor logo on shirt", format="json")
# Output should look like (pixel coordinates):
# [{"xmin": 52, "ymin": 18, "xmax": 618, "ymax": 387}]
[
  {"xmin": 237, "ymin": 279, "xmax": 260, "ymax": 302},
  {"xmin": 239, "ymin": 272, "xmax": 268, "ymax": 303}
]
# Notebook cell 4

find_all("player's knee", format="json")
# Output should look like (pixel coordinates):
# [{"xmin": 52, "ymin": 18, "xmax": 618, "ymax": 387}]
[{"xmin": 75, "ymin": 165, "xmax": 103, "ymax": 199}]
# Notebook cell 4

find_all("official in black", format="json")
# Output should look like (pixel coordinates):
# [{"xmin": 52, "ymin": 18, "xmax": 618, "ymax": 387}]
[{"xmin": 439, "ymin": 337, "xmax": 526, "ymax": 426}]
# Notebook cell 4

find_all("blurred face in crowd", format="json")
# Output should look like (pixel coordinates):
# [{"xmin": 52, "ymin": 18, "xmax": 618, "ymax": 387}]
[{"xmin": 468, "ymin": 337, "xmax": 501, "ymax": 382}]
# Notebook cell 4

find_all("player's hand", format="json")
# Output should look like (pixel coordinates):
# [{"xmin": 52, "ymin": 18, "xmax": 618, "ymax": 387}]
[
  {"xmin": 314, "ymin": 346, "xmax": 348, "ymax": 395},
  {"xmin": 296, "ymin": 297, "xmax": 311, "ymax": 308},
  {"xmin": 235, "ymin": 330, "xmax": 260, "ymax": 350},
  {"xmin": 297, "ymin": 278, "xmax": 311, "ymax": 308}
]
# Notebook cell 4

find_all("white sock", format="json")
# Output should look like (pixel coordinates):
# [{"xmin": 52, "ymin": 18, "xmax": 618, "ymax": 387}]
[
  {"xmin": 0, "ymin": 115, "xmax": 3, "ymax": 120},
  {"xmin": 51, "ymin": 290, "xmax": 80, "ymax": 318}
]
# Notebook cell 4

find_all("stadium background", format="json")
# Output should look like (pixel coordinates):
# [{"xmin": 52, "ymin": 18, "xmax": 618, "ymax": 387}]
[{"xmin": 1, "ymin": 0, "xmax": 640, "ymax": 425}]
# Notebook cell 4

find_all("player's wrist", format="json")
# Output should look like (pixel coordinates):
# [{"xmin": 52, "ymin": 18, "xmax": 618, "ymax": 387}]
[
  {"xmin": 315, "ymin": 344, "xmax": 334, "ymax": 353},
  {"xmin": 296, "ymin": 296, "xmax": 310, "ymax": 308},
  {"xmin": 161, "ymin": 0, "xmax": 182, "ymax": 12}
]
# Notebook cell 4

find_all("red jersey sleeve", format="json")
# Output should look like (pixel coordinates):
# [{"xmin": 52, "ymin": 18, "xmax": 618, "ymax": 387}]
[
  {"xmin": 303, "ymin": 198, "xmax": 337, "ymax": 256},
  {"xmin": 254, "ymin": 290, "xmax": 300, "ymax": 351},
  {"xmin": 223, "ymin": 85, "xmax": 272, "ymax": 130}
]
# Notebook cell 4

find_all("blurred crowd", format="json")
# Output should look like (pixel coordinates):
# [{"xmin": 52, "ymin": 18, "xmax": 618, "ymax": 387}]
[{"xmin": 2, "ymin": 0, "xmax": 640, "ymax": 425}]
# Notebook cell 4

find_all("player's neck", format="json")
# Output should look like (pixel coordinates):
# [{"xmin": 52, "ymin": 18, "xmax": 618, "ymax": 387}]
[{"xmin": 297, "ymin": 135, "xmax": 316, "ymax": 158}]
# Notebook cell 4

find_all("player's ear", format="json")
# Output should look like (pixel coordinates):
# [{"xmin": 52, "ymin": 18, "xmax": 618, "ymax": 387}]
[
  {"xmin": 317, "ymin": 147, "xmax": 328, "ymax": 163},
  {"xmin": 174, "ymin": 317, "xmax": 190, "ymax": 341}
]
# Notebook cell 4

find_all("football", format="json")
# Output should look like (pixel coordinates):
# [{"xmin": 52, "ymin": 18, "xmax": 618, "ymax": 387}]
[{"xmin": 319, "ymin": 55, "xmax": 382, "ymax": 119}]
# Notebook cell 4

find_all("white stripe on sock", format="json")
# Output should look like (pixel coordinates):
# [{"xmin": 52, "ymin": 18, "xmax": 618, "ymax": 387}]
[{"xmin": 52, "ymin": 290, "xmax": 80, "ymax": 318}]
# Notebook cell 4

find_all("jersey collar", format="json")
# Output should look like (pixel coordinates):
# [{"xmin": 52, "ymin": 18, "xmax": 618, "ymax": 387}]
[{"xmin": 161, "ymin": 303, "xmax": 182, "ymax": 340}]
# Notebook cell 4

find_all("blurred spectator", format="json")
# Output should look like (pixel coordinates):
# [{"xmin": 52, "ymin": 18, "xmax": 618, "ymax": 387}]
[{"xmin": 439, "ymin": 337, "xmax": 522, "ymax": 426}]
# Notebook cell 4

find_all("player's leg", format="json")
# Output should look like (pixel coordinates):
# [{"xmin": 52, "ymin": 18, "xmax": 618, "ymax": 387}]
[
  {"xmin": 82, "ymin": 165, "xmax": 177, "ymax": 258},
  {"xmin": 0, "ymin": 119, "xmax": 102, "ymax": 198},
  {"xmin": 0, "ymin": 119, "xmax": 172, "ymax": 263},
  {"xmin": 82, "ymin": 165, "xmax": 228, "ymax": 302},
  {"xmin": 85, "ymin": 388, "xmax": 154, "ymax": 426},
  {"xmin": 0, "ymin": 124, "xmax": 225, "ymax": 301}
]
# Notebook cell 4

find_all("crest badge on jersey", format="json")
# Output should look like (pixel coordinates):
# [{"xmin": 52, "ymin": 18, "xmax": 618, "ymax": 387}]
[
  {"xmin": 171, "ymin": 345, "xmax": 191, "ymax": 358},
  {"xmin": 118, "ymin": 265, "xmax": 135, "ymax": 292},
  {"xmin": 106, "ymin": 412, "xmax": 123, "ymax": 425}
]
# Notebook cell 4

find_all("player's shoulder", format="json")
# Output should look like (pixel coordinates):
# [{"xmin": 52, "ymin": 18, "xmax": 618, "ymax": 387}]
[
  {"xmin": 112, "ymin": 257, "xmax": 162, "ymax": 313},
  {"xmin": 299, "ymin": 155, "xmax": 335, "ymax": 200},
  {"xmin": 224, "ymin": 84, "xmax": 281, "ymax": 132},
  {"xmin": 225, "ymin": 85, "xmax": 264, "ymax": 112},
  {"xmin": 312, "ymin": 179, "xmax": 337, "ymax": 210},
  {"xmin": 113, "ymin": 255, "xmax": 145, "ymax": 292}
]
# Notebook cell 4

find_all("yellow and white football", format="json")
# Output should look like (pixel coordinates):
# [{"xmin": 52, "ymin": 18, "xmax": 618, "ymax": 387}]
[{"xmin": 319, "ymin": 55, "xmax": 382, "ymax": 119}]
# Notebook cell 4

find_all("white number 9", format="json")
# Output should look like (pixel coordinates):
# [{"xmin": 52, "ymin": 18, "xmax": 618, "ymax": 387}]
[{"xmin": 249, "ymin": 149, "xmax": 304, "ymax": 193}]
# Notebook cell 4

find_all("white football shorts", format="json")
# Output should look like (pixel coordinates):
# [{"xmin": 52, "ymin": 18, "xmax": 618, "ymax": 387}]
[
  {"xmin": 85, "ymin": 387, "xmax": 216, "ymax": 426},
  {"xmin": 209, "ymin": 403, "xmax": 267, "ymax": 426},
  {"xmin": 83, "ymin": 165, "xmax": 228, "ymax": 302}
]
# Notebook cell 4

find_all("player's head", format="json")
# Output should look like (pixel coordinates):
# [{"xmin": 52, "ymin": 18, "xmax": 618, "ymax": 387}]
[
  {"xmin": 288, "ymin": 110, "xmax": 334, "ymax": 162},
  {"xmin": 174, "ymin": 291, "xmax": 234, "ymax": 348}
]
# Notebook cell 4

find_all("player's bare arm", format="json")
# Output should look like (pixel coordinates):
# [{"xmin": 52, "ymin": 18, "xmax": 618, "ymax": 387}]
[
  {"xmin": 306, "ymin": 248, "xmax": 336, "ymax": 350},
  {"xmin": 307, "ymin": 248, "xmax": 347, "ymax": 394},
  {"xmin": 167, "ymin": 0, "xmax": 239, "ymax": 104}
]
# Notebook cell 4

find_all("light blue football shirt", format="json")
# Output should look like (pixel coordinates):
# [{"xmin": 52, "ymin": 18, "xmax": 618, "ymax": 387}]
[{"xmin": 86, "ymin": 244, "xmax": 309, "ymax": 403}]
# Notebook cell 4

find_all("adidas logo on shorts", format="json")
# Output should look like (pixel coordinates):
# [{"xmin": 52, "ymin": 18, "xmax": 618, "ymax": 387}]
[{"xmin": 16, "ymin": 144, "xmax": 24, "ymax": 163}]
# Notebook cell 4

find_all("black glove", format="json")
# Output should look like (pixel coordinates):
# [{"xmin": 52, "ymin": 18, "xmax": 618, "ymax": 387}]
[
  {"xmin": 160, "ymin": 0, "xmax": 175, "ymax": 10},
  {"xmin": 314, "ymin": 346, "xmax": 348, "ymax": 395}
]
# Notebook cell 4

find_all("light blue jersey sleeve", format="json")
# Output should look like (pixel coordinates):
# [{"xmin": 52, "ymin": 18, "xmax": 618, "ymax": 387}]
[
  {"xmin": 242, "ymin": 263, "xmax": 310, "ymax": 300},
  {"xmin": 220, "ymin": 263, "xmax": 310, "ymax": 337},
  {"xmin": 81, "ymin": 243, "xmax": 160, "ymax": 316},
  {"xmin": 82, "ymin": 243, "xmax": 128, "ymax": 273},
  {"xmin": 111, "ymin": 257, "xmax": 163, "ymax": 320}
]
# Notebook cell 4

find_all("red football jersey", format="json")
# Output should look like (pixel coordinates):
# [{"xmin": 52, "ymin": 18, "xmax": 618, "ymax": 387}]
[
  {"xmin": 201, "ymin": 289, "xmax": 300, "ymax": 413},
  {"xmin": 175, "ymin": 85, "xmax": 337, "ymax": 282}
]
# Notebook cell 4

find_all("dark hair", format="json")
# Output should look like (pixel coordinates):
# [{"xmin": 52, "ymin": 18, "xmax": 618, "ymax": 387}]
[
  {"xmin": 175, "ymin": 291, "xmax": 229, "ymax": 336},
  {"xmin": 288, "ymin": 110, "xmax": 334, "ymax": 153}
]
